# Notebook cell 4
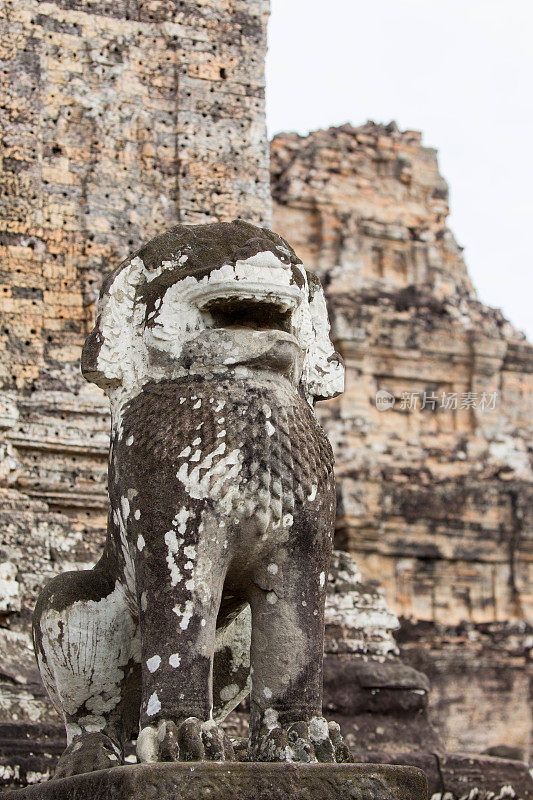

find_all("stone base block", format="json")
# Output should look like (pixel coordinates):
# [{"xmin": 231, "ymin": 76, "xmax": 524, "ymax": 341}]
[{"xmin": 0, "ymin": 762, "xmax": 428, "ymax": 800}]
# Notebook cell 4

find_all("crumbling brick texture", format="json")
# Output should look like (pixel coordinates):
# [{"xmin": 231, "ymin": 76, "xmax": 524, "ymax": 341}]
[{"xmin": 271, "ymin": 122, "xmax": 533, "ymax": 760}]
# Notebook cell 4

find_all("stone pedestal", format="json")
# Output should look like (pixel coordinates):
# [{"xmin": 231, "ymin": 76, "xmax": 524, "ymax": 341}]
[{"xmin": 0, "ymin": 762, "xmax": 428, "ymax": 800}]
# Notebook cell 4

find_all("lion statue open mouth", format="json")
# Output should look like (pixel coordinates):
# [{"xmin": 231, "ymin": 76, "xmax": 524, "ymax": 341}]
[{"xmin": 33, "ymin": 220, "xmax": 351, "ymax": 775}]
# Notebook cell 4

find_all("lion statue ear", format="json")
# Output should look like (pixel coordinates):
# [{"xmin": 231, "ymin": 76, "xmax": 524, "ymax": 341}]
[
  {"xmin": 81, "ymin": 314, "xmax": 119, "ymax": 389},
  {"xmin": 301, "ymin": 271, "xmax": 344, "ymax": 403},
  {"xmin": 81, "ymin": 257, "xmax": 147, "ymax": 395}
]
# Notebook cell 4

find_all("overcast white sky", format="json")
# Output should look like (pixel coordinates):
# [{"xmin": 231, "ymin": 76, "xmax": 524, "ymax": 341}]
[{"xmin": 266, "ymin": 0, "xmax": 533, "ymax": 341}]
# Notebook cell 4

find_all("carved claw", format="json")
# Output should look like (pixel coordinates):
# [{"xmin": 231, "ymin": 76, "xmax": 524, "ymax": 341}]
[
  {"xmin": 53, "ymin": 732, "xmax": 122, "ymax": 779},
  {"xmin": 137, "ymin": 718, "xmax": 235, "ymax": 763},
  {"xmin": 250, "ymin": 716, "xmax": 353, "ymax": 763},
  {"xmin": 309, "ymin": 718, "xmax": 353, "ymax": 763},
  {"xmin": 326, "ymin": 720, "xmax": 354, "ymax": 763}
]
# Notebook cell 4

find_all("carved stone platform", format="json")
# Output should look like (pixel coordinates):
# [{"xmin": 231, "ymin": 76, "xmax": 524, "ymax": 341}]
[{"xmin": 0, "ymin": 762, "xmax": 428, "ymax": 800}]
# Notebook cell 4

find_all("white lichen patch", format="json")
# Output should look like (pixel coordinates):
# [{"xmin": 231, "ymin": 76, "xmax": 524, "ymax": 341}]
[
  {"xmin": 300, "ymin": 275, "xmax": 345, "ymax": 404},
  {"xmin": 164, "ymin": 529, "xmax": 184, "ymax": 586},
  {"xmin": 65, "ymin": 723, "xmax": 83, "ymax": 743},
  {"xmin": 146, "ymin": 692, "xmax": 161, "ymax": 717},
  {"xmin": 266, "ymin": 421, "xmax": 275, "ymax": 436},
  {"xmin": 120, "ymin": 497, "xmax": 130, "ymax": 520},
  {"xmin": 146, "ymin": 655, "xmax": 161, "ymax": 673},
  {"xmin": 176, "ymin": 442, "xmax": 244, "ymax": 513},
  {"xmin": 219, "ymin": 683, "xmax": 239, "ymax": 703},
  {"xmin": 262, "ymin": 707, "xmax": 279, "ymax": 731},
  {"xmin": 307, "ymin": 485, "xmax": 317, "ymax": 501},
  {"xmin": 309, "ymin": 716, "xmax": 329, "ymax": 741},
  {"xmin": 25, "ymin": 769, "xmax": 52, "ymax": 784},
  {"xmin": 113, "ymin": 503, "xmax": 136, "ymax": 596},
  {"xmin": 137, "ymin": 534, "xmax": 145, "ymax": 552},
  {"xmin": 0, "ymin": 765, "xmax": 20, "ymax": 782},
  {"xmin": 267, "ymin": 563, "xmax": 278, "ymax": 575},
  {"xmin": 173, "ymin": 600, "xmax": 194, "ymax": 630},
  {"xmin": 169, "ymin": 653, "xmax": 181, "ymax": 668},
  {"xmin": 77, "ymin": 714, "xmax": 106, "ymax": 733},
  {"xmin": 175, "ymin": 508, "xmax": 191, "ymax": 535},
  {"xmin": 38, "ymin": 582, "xmax": 139, "ymax": 743}
]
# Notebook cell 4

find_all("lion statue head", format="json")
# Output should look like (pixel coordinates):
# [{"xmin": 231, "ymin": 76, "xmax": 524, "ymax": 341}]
[{"xmin": 82, "ymin": 220, "xmax": 344, "ymax": 415}]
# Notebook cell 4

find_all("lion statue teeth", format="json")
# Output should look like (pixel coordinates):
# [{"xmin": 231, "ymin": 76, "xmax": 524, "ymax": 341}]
[{"xmin": 32, "ymin": 220, "xmax": 351, "ymax": 775}]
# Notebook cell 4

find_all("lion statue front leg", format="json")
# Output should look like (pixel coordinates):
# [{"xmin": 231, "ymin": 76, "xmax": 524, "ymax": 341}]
[
  {"xmin": 245, "ymin": 495, "xmax": 352, "ymax": 764},
  {"xmin": 131, "ymin": 522, "xmax": 236, "ymax": 764}
]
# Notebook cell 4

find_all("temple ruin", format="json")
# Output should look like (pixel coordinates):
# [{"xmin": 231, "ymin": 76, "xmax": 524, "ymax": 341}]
[{"xmin": 0, "ymin": 0, "xmax": 531, "ymax": 791}]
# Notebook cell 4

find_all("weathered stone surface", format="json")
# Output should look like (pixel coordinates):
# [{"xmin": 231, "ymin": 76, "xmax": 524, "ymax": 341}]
[
  {"xmin": 325, "ymin": 551, "xmax": 400, "ymax": 660},
  {"xmin": 0, "ymin": 0, "xmax": 270, "ymax": 727},
  {"xmin": 271, "ymin": 122, "xmax": 533, "ymax": 759},
  {"xmin": 322, "ymin": 551, "xmax": 440, "ymax": 753},
  {"xmin": 434, "ymin": 753, "xmax": 533, "ymax": 800},
  {"xmin": 0, "ymin": 762, "xmax": 429, "ymax": 800},
  {"xmin": 0, "ymin": 549, "xmax": 437, "ymax": 788},
  {"xmin": 0, "ymin": 724, "xmax": 64, "ymax": 789},
  {"xmin": 4, "ymin": 730, "xmax": 533, "ymax": 800},
  {"xmin": 353, "ymin": 752, "xmax": 533, "ymax": 800},
  {"xmin": 397, "ymin": 619, "xmax": 533, "ymax": 761}
]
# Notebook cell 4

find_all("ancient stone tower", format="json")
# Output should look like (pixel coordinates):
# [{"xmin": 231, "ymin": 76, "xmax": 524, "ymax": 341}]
[
  {"xmin": 0, "ymin": 0, "xmax": 270, "ymax": 726},
  {"xmin": 271, "ymin": 124, "xmax": 533, "ymax": 759}
]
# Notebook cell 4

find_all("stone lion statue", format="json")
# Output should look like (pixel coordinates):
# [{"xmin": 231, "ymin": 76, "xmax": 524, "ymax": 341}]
[{"xmin": 33, "ymin": 220, "xmax": 350, "ymax": 776}]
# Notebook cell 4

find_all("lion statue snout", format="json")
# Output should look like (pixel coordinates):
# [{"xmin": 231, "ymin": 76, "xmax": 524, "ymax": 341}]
[{"xmin": 81, "ymin": 220, "xmax": 343, "ymax": 405}]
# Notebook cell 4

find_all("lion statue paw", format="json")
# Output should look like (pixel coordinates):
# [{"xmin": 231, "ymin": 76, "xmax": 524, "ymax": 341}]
[
  {"xmin": 137, "ymin": 718, "xmax": 235, "ymax": 763},
  {"xmin": 250, "ymin": 716, "xmax": 353, "ymax": 763}
]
